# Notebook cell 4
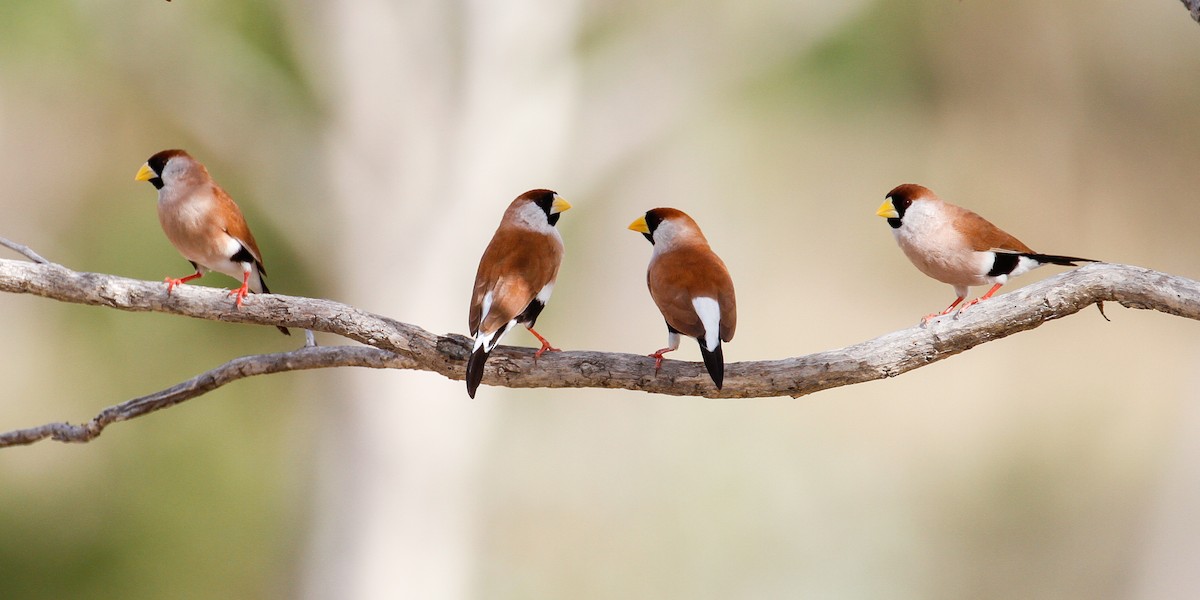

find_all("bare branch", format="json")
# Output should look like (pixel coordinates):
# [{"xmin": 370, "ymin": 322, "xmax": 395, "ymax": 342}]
[
  {"xmin": 2, "ymin": 257, "xmax": 1199, "ymax": 397},
  {"xmin": 0, "ymin": 236, "xmax": 51, "ymax": 264},
  {"xmin": 0, "ymin": 346, "xmax": 412, "ymax": 447},
  {"xmin": 2, "ymin": 251, "xmax": 1200, "ymax": 447}
]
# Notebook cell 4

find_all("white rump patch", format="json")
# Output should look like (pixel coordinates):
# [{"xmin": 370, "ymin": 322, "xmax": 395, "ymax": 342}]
[
  {"xmin": 535, "ymin": 282, "xmax": 555, "ymax": 304},
  {"xmin": 472, "ymin": 330, "xmax": 494, "ymax": 353},
  {"xmin": 692, "ymin": 297, "xmax": 721, "ymax": 351},
  {"xmin": 472, "ymin": 291, "xmax": 497, "ymax": 353},
  {"xmin": 473, "ymin": 290, "xmax": 517, "ymax": 353},
  {"xmin": 473, "ymin": 318, "xmax": 518, "ymax": 353},
  {"xmin": 1010, "ymin": 255, "xmax": 1041, "ymax": 278},
  {"xmin": 665, "ymin": 331, "xmax": 680, "ymax": 351}
]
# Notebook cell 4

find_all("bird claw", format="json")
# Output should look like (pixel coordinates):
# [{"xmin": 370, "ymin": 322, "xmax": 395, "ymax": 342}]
[
  {"xmin": 648, "ymin": 348, "xmax": 673, "ymax": 375},
  {"xmin": 227, "ymin": 285, "xmax": 250, "ymax": 308},
  {"xmin": 532, "ymin": 342, "xmax": 561, "ymax": 361},
  {"xmin": 954, "ymin": 298, "xmax": 983, "ymax": 318},
  {"xmin": 526, "ymin": 327, "xmax": 560, "ymax": 363},
  {"xmin": 163, "ymin": 272, "xmax": 202, "ymax": 297}
]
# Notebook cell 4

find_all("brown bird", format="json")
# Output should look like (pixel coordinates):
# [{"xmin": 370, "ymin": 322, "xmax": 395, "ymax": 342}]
[
  {"xmin": 877, "ymin": 183, "xmax": 1096, "ymax": 322},
  {"xmin": 135, "ymin": 149, "xmax": 289, "ymax": 335},
  {"xmin": 629, "ymin": 208, "xmax": 736, "ymax": 389},
  {"xmin": 466, "ymin": 189, "xmax": 572, "ymax": 398}
]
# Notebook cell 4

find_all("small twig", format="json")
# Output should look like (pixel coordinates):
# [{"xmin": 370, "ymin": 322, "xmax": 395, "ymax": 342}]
[
  {"xmin": 0, "ymin": 236, "xmax": 50, "ymax": 264},
  {"xmin": 0, "ymin": 345, "xmax": 411, "ymax": 447}
]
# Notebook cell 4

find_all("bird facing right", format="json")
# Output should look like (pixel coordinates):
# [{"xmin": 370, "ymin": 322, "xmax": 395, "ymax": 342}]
[
  {"xmin": 629, "ymin": 208, "xmax": 736, "ymax": 390},
  {"xmin": 876, "ymin": 183, "xmax": 1096, "ymax": 322},
  {"xmin": 466, "ymin": 189, "xmax": 572, "ymax": 399}
]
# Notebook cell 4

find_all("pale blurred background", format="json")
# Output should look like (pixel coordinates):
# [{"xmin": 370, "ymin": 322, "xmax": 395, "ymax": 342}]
[{"xmin": 1, "ymin": 0, "xmax": 1199, "ymax": 598}]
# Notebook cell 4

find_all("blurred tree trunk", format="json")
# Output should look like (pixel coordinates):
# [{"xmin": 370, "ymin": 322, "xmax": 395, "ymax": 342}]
[
  {"xmin": 1130, "ymin": 389, "xmax": 1200, "ymax": 598},
  {"xmin": 298, "ymin": 0, "xmax": 579, "ymax": 598}
]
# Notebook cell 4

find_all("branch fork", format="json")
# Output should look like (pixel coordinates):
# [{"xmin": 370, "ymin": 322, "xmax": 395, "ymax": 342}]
[{"xmin": 3, "ymin": 237, "xmax": 1199, "ymax": 447}]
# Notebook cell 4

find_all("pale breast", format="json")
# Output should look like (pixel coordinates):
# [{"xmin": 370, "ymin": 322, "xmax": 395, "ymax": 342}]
[
  {"xmin": 892, "ymin": 210, "xmax": 993, "ymax": 287},
  {"xmin": 896, "ymin": 236, "xmax": 992, "ymax": 286},
  {"xmin": 158, "ymin": 193, "xmax": 239, "ymax": 272}
]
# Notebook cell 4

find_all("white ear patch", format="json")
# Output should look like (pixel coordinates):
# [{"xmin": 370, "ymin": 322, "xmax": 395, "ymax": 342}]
[{"xmin": 692, "ymin": 297, "xmax": 721, "ymax": 351}]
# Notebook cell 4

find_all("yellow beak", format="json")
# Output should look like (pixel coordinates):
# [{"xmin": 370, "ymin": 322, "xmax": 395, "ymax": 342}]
[
  {"xmin": 628, "ymin": 215, "xmax": 650, "ymax": 233},
  {"xmin": 134, "ymin": 163, "xmax": 155, "ymax": 182},
  {"xmin": 876, "ymin": 199, "xmax": 899, "ymax": 219},
  {"xmin": 551, "ymin": 195, "xmax": 572, "ymax": 214}
]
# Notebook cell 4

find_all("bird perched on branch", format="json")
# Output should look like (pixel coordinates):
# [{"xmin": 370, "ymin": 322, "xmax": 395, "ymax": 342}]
[
  {"xmin": 629, "ymin": 208, "xmax": 736, "ymax": 389},
  {"xmin": 135, "ymin": 149, "xmax": 289, "ymax": 335},
  {"xmin": 876, "ymin": 183, "xmax": 1096, "ymax": 323},
  {"xmin": 466, "ymin": 189, "xmax": 572, "ymax": 398}
]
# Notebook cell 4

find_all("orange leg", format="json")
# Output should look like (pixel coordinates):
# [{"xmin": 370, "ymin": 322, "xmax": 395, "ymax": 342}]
[
  {"xmin": 648, "ymin": 347, "xmax": 676, "ymax": 374},
  {"xmin": 226, "ymin": 271, "xmax": 251, "ymax": 308},
  {"xmin": 527, "ymin": 325, "xmax": 560, "ymax": 359},
  {"xmin": 958, "ymin": 283, "xmax": 1004, "ymax": 313},
  {"xmin": 164, "ymin": 271, "xmax": 203, "ymax": 295},
  {"xmin": 921, "ymin": 296, "xmax": 964, "ymax": 325}
]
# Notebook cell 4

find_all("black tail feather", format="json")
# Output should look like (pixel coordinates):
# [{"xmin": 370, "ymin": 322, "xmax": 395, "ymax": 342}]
[
  {"xmin": 697, "ymin": 340, "xmax": 725, "ymax": 390},
  {"xmin": 466, "ymin": 345, "xmax": 491, "ymax": 399},
  {"xmin": 1024, "ymin": 253, "xmax": 1098, "ymax": 267}
]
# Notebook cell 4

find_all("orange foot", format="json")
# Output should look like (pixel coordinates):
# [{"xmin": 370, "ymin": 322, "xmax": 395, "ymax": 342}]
[
  {"xmin": 527, "ymin": 326, "xmax": 561, "ymax": 360},
  {"xmin": 227, "ymin": 284, "xmax": 250, "ymax": 308},
  {"xmin": 227, "ymin": 271, "xmax": 252, "ymax": 308},
  {"xmin": 648, "ymin": 347, "xmax": 676, "ymax": 374},
  {"xmin": 958, "ymin": 298, "xmax": 982, "ymax": 312},
  {"xmin": 164, "ymin": 272, "xmax": 203, "ymax": 295},
  {"xmin": 955, "ymin": 284, "xmax": 1004, "ymax": 318},
  {"xmin": 921, "ymin": 296, "xmax": 965, "ymax": 325}
]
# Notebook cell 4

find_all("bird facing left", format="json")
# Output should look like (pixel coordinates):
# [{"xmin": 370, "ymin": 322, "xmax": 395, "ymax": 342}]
[
  {"xmin": 135, "ymin": 149, "xmax": 290, "ymax": 335},
  {"xmin": 629, "ymin": 207, "xmax": 736, "ymax": 390},
  {"xmin": 876, "ymin": 183, "xmax": 1096, "ymax": 324}
]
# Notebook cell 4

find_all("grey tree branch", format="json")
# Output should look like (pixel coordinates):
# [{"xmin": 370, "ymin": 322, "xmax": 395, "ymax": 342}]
[
  {"xmin": 2, "ymin": 239, "xmax": 1200, "ymax": 447},
  {"xmin": 0, "ymin": 346, "xmax": 413, "ymax": 447}
]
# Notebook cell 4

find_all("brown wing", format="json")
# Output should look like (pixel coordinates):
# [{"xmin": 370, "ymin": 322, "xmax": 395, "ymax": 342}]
[
  {"xmin": 717, "ymin": 265, "xmax": 736, "ymax": 342},
  {"xmin": 648, "ymin": 246, "xmax": 736, "ymax": 342},
  {"xmin": 949, "ymin": 204, "xmax": 1034, "ymax": 254},
  {"xmin": 469, "ymin": 227, "xmax": 563, "ymax": 336},
  {"xmin": 211, "ymin": 183, "xmax": 268, "ymax": 271}
]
